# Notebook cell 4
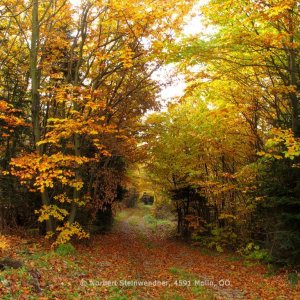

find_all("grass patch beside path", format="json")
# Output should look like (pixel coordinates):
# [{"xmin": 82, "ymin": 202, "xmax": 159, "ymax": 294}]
[{"xmin": 115, "ymin": 203, "xmax": 176, "ymax": 237}]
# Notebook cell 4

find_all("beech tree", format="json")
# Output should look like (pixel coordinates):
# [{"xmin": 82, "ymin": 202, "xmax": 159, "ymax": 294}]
[
  {"xmin": 143, "ymin": 0, "xmax": 300, "ymax": 263},
  {"xmin": 0, "ymin": 0, "xmax": 196, "ymax": 243}
]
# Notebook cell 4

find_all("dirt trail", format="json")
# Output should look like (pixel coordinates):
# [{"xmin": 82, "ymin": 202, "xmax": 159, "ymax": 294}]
[
  {"xmin": 2, "ymin": 205, "xmax": 299, "ymax": 299},
  {"xmin": 110, "ymin": 207, "xmax": 244, "ymax": 299},
  {"xmin": 77, "ymin": 205, "xmax": 299, "ymax": 299}
]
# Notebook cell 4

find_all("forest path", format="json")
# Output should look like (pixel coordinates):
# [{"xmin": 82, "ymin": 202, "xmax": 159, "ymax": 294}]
[
  {"xmin": 2, "ymin": 205, "xmax": 299, "ymax": 299},
  {"xmin": 75, "ymin": 204, "xmax": 297, "ymax": 299},
  {"xmin": 107, "ymin": 205, "xmax": 244, "ymax": 299}
]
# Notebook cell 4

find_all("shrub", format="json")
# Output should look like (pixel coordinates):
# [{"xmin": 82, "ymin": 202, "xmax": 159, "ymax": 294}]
[
  {"xmin": 192, "ymin": 225, "xmax": 238, "ymax": 253},
  {"xmin": 240, "ymin": 242, "xmax": 271, "ymax": 263}
]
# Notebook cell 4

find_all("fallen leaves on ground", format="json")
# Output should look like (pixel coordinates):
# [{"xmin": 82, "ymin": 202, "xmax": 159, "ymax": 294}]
[{"xmin": 0, "ymin": 207, "xmax": 299, "ymax": 299}]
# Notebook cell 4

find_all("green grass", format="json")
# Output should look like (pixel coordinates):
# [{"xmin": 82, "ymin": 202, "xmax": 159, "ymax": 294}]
[
  {"xmin": 169, "ymin": 267, "xmax": 183, "ymax": 276},
  {"xmin": 163, "ymin": 293, "xmax": 184, "ymax": 300},
  {"xmin": 108, "ymin": 287, "xmax": 138, "ymax": 300},
  {"xmin": 288, "ymin": 272, "xmax": 299, "ymax": 287},
  {"xmin": 108, "ymin": 287, "xmax": 130, "ymax": 300},
  {"xmin": 225, "ymin": 255, "xmax": 242, "ymax": 262},
  {"xmin": 55, "ymin": 242, "xmax": 76, "ymax": 256},
  {"xmin": 197, "ymin": 247, "xmax": 220, "ymax": 257},
  {"xmin": 136, "ymin": 232, "xmax": 154, "ymax": 249},
  {"xmin": 115, "ymin": 203, "xmax": 176, "ymax": 236},
  {"xmin": 127, "ymin": 216, "xmax": 140, "ymax": 226},
  {"xmin": 243, "ymin": 260, "xmax": 259, "ymax": 267},
  {"xmin": 115, "ymin": 210, "xmax": 131, "ymax": 221}
]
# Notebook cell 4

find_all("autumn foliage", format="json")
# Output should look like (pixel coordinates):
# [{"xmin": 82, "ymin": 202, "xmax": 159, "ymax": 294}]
[
  {"xmin": 143, "ymin": 0, "xmax": 300, "ymax": 267},
  {"xmin": 0, "ymin": 0, "xmax": 299, "ymax": 287},
  {"xmin": 0, "ymin": 1, "xmax": 300, "ymax": 299},
  {"xmin": 0, "ymin": 0, "xmax": 196, "ymax": 243}
]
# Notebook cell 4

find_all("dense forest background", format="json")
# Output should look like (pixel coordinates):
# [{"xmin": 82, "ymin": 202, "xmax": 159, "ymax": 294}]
[
  {"xmin": 144, "ymin": 0, "xmax": 300, "ymax": 267},
  {"xmin": 0, "ymin": 0, "xmax": 300, "ymax": 269}
]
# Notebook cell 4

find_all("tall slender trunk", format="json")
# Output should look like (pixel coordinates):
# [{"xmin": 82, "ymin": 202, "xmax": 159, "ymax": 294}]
[
  {"xmin": 31, "ymin": 0, "xmax": 40, "ymax": 149},
  {"xmin": 288, "ymin": 10, "xmax": 299, "ymax": 137},
  {"xmin": 30, "ymin": 0, "xmax": 53, "ymax": 233},
  {"xmin": 289, "ymin": 51, "xmax": 299, "ymax": 137},
  {"xmin": 68, "ymin": 7, "xmax": 90, "ymax": 223},
  {"xmin": 68, "ymin": 131, "xmax": 81, "ymax": 224}
]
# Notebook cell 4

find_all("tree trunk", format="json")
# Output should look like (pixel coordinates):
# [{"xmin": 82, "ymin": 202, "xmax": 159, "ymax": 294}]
[
  {"xmin": 288, "ymin": 11, "xmax": 300, "ymax": 137},
  {"xmin": 30, "ymin": 0, "xmax": 53, "ymax": 233}
]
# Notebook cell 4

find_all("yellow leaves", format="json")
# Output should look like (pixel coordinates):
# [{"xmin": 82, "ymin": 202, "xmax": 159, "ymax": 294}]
[
  {"xmin": 3, "ymin": 0, "xmax": 198, "ymax": 251},
  {"xmin": 50, "ymin": 72, "xmax": 64, "ymax": 79},
  {"xmin": 259, "ymin": 128, "xmax": 300, "ymax": 161},
  {"xmin": 36, "ymin": 139, "xmax": 57, "ymax": 146},
  {"xmin": 9, "ymin": 152, "xmax": 90, "ymax": 192},
  {"xmin": 39, "ymin": 113, "xmax": 110, "ymax": 146},
  {"xmin": 85, "ymin": 101, "xmax": 105, "ymax": 112},
  {"xmin": 54, "ymin": 193, "xmax": 86, "ymax": 206},
  {"xmin": 89, "ymin": 130, "xmax": 99, "ymax": 135},
  {"xmin": 266, "ymin": 1, "xmax": 295, "ymax": 19},
  {"xmin": 36, "ymin": 205, "xmax": 69, "ymax": 222},
  {"xmin": 268, "ymin": 85, "xmax": 297, "ymax": 95},
  {"xmin": 36, "ymin": 200, "xmax": 88, "ymax": 246},
  {"xmin": 53, "ymin": 222, "xmax": 89, "ymax": 247},
  {"xmin": 0, "ymin": 235, "xmax": 9, "ymax": 253},
  {"xmin": 211, "ymin": 183, "xmax": 237, "ymax": 195},
  {"xmin": 219, "ymin": 213, "xmax": 237, "ymax": 220},
  {"xmin": 257, "ymin": 151, "xmax": 266, "ymax": 157},
  {"xmin": 74, "ymin": 197, "xmax": 86, "ymax": 207},
  {"xmin": 152, "ymin": 40, "xmax": 164, "ymax": 52},
  {"xmin": 120, "ymin": 47, "xmax": 135, "ymax": 69},
  {"xmin": 54, "ymin": 193, "xmax": 72, "ymax": 203},
  {"xmin": 95, "ymin": 51, "xmax": 112, "ymax": 62},
  {"xmin": 0, "ymin": 100, "xmax": 28, "ymax": 137},
  {"xmin": 70, "ymin": 180, "xmax": 84, "ymax": 191},
  {"xmin": 45, "ymin": 231, "xmax": 55, "ymax": 239},
  {"xmin": 255, "ymin": 196, "xmax": 266, "ymax": 202}
]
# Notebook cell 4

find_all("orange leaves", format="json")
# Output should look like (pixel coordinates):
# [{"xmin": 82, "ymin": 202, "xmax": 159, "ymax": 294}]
[
  {"xmin": 185, "ymin": 215, "xmax": 206, "ymax": 230},
  {"xmin": 119, "ymin": 47, "xmax": 135, "ymax": 69},
  {"xmin": 8, "ymin": 150, "xmax": 91, "ymax": 245},
  {"xmin": 38, "ymin": 85, "xmax": 115, "ymax": 155},
  {"xmin": 0, "ymin": 100, "xmax": 28, "ymax": 137},
  {"xmin": 38, "ymin": 114, "xmax": 116, "ymax": 158},
  {"xmin": 0, "ymin": 235, "xmax": 9, "ymax": 253},
  {"xmin": 264, "ymin": 0, "xmax": 296, "ymax": 20},
  {"xmin": 1, "ymin": 216, "xmax": 299, "ymax": 299},
  {"xmin": 9, "ymin": 152, "xmax": 89, "ymax": 192},
  {"xmin": 39, "ymin": 117, "xmax": 107, "ymax": 146}
]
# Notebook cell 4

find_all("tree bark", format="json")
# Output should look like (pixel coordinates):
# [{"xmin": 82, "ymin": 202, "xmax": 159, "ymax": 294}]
[{"xmin": 30, "ymin": 0, "xmax": 53, "ymax": 233}]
